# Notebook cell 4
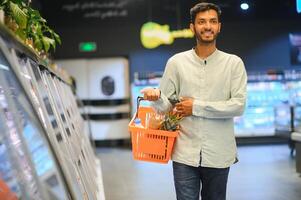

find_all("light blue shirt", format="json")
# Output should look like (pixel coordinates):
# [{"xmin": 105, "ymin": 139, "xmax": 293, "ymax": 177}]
[{"xmin": 152, "ymin": 49, "xmax": 247, "ymax": 168}]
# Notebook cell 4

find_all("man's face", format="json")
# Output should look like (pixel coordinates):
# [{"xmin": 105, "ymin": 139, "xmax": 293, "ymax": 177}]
[{"xmin": 190, "ymin": 9, "xmax": 221, "ymax": 44}]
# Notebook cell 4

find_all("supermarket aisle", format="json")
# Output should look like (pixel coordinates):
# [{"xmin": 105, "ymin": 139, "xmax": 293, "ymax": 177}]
[{"xmin": 97, "ymin": 144, "xmax": 301, "ymax": 200}]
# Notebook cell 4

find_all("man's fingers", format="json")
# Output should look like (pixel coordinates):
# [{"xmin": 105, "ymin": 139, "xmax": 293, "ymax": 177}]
[
  {"xmin": 176, "ymin": 110, "xmax": 187, "ymax": 118},
  {"xmin": 175, "ymin": 102, "xmax": 182, "ymax": 107},
  {"xmin": 140, "ymin": 87, "xmax": 160, "ymax": 101},
  {"xmin": 180, "ymin": 96, "xmax": 193, "ymax": 102},
  {"xmin": 149, "ymin": 94, "xmax": 157, "ymax": 101},
  {"xmin": 140, "ymin": 87, "xmax": 152, "ymax": 94},
  {"xmin": 180, "ymin": 96, "xmax": 188, "ymax": 101}
]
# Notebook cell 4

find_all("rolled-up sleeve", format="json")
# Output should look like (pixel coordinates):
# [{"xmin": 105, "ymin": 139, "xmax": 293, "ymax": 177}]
[{"xmin": 151, "ymin": 58, "xmax": 179, "ymax": 113}]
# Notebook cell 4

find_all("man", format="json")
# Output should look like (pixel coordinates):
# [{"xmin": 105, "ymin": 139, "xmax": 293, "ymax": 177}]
[{"xmin": 141, "ymin": 2, "xmax": 247, "ymax": 200}]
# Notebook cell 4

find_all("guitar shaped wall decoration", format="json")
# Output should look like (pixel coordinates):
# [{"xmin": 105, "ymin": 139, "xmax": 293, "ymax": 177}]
[{"xmin": 140, "ymin": 22, "xmax": 194, "ymax": 49}]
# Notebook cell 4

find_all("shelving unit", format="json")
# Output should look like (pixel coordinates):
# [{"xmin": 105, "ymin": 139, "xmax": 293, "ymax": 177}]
[{"xmin": 0, "ymin": 22, "xmax": 105, "ymax": 199}]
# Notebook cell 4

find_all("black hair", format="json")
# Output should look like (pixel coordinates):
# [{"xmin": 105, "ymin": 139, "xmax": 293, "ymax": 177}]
[{"xmin": 190, "ymin": 2, "xmax": 222, "ymax": 24}]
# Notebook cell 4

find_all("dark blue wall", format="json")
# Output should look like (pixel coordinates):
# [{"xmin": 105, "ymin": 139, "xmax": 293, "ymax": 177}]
[
  {"xmin": 46, "ymin": 1, "xmax": 301, "ymax": 82},
  {"xmin": 218, "ymin": 20, "xmax": 301, "ymax": 72}
]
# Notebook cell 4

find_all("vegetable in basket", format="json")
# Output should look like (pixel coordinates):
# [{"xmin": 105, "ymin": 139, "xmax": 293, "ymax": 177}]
[
  {"xmin": 159, "ymin": 111, "xmax": 183, "ymax": 131},
  {"xmin": 147, "ymin": 96, "xmax": 183, "ymax": 131}
]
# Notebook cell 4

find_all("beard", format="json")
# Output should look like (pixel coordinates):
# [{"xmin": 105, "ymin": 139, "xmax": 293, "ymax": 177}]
[{"xmin": 194, "ymin": 27, "xmax": 219, "ymax": 44}]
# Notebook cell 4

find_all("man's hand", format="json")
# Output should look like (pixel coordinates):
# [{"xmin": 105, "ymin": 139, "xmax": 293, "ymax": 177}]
[
  {"xmin": 140, "ymin": 87, "xmax": 161, "ymax": 101},
  {"xmin": 175, "ymin": 97, "xmax": 193, "ymax": 117}
]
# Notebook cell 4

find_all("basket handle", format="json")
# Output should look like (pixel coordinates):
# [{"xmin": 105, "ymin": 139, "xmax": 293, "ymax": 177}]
[
  {"xmin": 136, "ymin": 95, "xmax": 181, "ymax": 117},
  {"xmin": 136, "ymin": 96, "xmax": 145, "ymax": 118}
]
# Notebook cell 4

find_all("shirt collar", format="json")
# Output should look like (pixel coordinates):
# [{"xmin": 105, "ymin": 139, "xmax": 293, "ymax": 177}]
[{"xmin": 191, "ymin": 47, "xmax": 219, "ymax": 64}]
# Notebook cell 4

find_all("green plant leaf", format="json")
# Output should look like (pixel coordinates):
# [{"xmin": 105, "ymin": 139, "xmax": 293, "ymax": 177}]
[
  {"xmin": 42, "ymin": 36, "xmax": 55, "ymax": 52},
  {"xmin": 13, "ymin": 0, "xmax": 23, "ymax": 4},
  {"xmin": 42, "ymin": 37, "xmax": 50, "ymax": 52},
  {"xmin": 9, "ymin": 1, "xmax": 27, "ymax": 29},
  {"xmin": 37, "ymin": 24, "xmax": 43, "ymax": 35},
  {"xmin": 53, "ymin": 32, "xmax": 61, "ymax": 44},
  {"xmin": 33, "ymin": 34, "xmax": 42, "ymax": 51},
  {"xmin": 28, "ymin": 8, "xmax": 46, "ymax": 22},
  {"xmin": 21, "ymin": 1, "xmax": 26, "ymax": 7},
  {"xmin": 15, "ymin": 28, "xmax": 26, "ymax": 40},
  {"xmin": 1, "ymin": 0, "xmax": 9, "ymax": 13},
  {"xmin": 0, "ymin": 0, "xmax": 8, "ymax": 6},
  {"xmin": 40, "ymin": 16, "xmax": 46, "ymax": 23},
  {"xmin": 4, "ymin": 0, "xmax": 61, "ymax": 55}
]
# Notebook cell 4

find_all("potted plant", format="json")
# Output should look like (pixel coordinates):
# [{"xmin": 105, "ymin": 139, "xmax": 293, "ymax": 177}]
[{"xmin": 0, "ymin": 0, "xmax": 61, "ymax": 55}]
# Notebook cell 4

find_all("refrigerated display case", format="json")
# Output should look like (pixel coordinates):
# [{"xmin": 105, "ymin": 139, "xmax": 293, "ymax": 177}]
[
  {"xmin": 234, "ymin": 70, "xmax": 291, "ymax": 137},
  {"xmin": 234, "ymin": 106, "xmax": 275, "ymax": 137},
  {"xmin": 0, "ymin": 21, "xmax": 105, "ymax": 199},
  {"xmin": 0, "ymin": 142, "xmax": 22, "ymax": 199},
  {"xmin": 293, "ymin": 106, "xmax": 301, "ymax": 132},
  {"xmin": 0, "ymin": 42, "xmax": 69, "ymax": 200},
  {"xmin": 131, "ymin": 71, "xmax": 290, "ymax": 138},
  {"xmin": 284, "ymin": 70, "xmax": 301, "ymax": 131},
  {"xmin": 274, "ymin": 104, "xmax": 292, "ymax": 133}
]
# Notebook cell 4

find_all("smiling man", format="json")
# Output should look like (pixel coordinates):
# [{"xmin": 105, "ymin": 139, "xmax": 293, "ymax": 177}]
[{"xmin": 141, "ymin": 2, "xmax": 247, "ymax": 200}]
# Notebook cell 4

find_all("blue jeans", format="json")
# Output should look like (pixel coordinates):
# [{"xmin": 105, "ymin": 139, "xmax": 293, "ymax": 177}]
[{"xmin": 173, "ymin": 161, "xmax": 230, "ymax": 200}]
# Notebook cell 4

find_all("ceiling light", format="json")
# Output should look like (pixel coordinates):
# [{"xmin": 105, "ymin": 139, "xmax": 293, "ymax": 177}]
[{"xmin": 240, "ymin": 3, "xmax": 249, "ymax": 10}]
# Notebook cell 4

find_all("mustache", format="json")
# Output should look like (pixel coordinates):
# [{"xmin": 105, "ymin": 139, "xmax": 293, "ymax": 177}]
[
  {"xmin": 193, "ymin": 27, "xmax": 214, "ymax": 33},
  {"xmin": 200, "ymin": 30, "xmax": 214, "ymax": 34}
]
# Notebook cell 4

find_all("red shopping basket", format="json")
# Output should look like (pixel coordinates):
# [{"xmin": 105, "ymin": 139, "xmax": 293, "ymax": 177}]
[{"xmin": 128, "ymin": 97, "xmax": 178, "ymax": 164}]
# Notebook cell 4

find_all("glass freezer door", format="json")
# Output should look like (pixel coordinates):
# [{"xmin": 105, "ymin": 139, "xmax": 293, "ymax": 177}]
[{"xmin": 0, "ymin": 45, "xmax": 69, "ymax": 199}]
